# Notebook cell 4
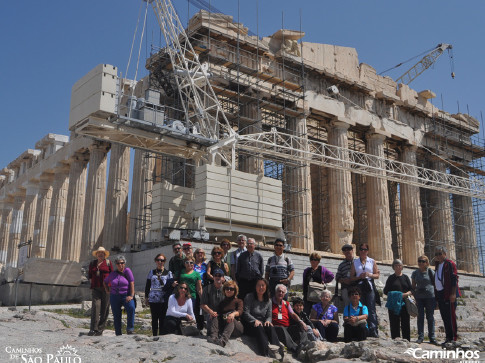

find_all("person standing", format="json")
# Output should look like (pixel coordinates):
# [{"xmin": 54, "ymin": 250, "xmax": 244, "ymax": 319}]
[
  {"xmin": 236, "ymin": 238, "xmax": 264, "ymax": 300},
  {"xmin": 103, "ymin": 256, "xmax": 135, "ymax": 336},
  {"xmin": 434, "ymin": 246, "xmax": 461, "ymax": 345},
  {"xmin": 88, "ymin": 247, "xmax": 112, "ymax": 336},
  {"xmin": 265, "ymin": 238, "xmax": 295, "ymax": 298},
  {"xmin": 206, "ymin": 247, "xmax": 229, "ymax": 284},
  {"xmin": 302, "ymin": 252, "xmax": 334, "ymax": 314},
  {"xmin": 179, "ymin": 256, "xmax": 203, "ymax": 330},
  {"xmin": 383, "ymin": 259, "xmax": 413, "ymax": 341},
  {"xmin": 182, "ymin": 242, "xmax": 193, "ymax": 260},
  {"xmin": 169, "ymin": 242, "xmax": 185, "ymax": 281},
  {"xmin": 350, "ymin": 243, "xmax": 380, "ymax": 338},
  {"xmin": 220, "ymin": 239, "xmax": 232, "ymax": 277},
  {"xmin": 335, "ymin": 244, "xmax": 355, "ymax": 309},
  {"xmin": 230, "ymin": 234, "xmax": 247, "ymax": 280},
  {"xmin": 145, "ymin": 253, "xmax": 173, "ymax": 336},
  {"xmin": 411, "ymin": 255, "xmax": 437, "ymax": 345}
]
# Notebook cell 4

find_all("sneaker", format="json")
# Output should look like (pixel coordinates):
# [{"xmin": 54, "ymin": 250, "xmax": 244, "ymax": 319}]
[
  {"xmin": 94, "ymin": 331, "xmax": 103, "ymax": 336},
  {"xmin": 207, "ymin": 336, "xmax": 219, "ymax": 345},
  {"xmin": 127, "ymin": 331, "xmax": 134, "ymax": 335},
  {"xmin": 429, "ymin": 339, "xmax": 438, "ymax": 345},
  {"xmin": 441, "ymin": 339, "xmax": 452, "ymax": 347},
  {"xmin": 416, "ymin": 338, "xmax": 423, "ymax": 344},
  {"xmin": 87, "ymin": 330, "xmax": 96, "ymax": 336}
]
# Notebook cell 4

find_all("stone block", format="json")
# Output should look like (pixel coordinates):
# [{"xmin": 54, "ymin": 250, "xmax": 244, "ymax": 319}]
[
  {"xmin": 4, "ymin": 267, "xmax": 20, "ymax": 282},
  {"xmin": 23, "ymin": 258, "xmax": 81, "ymax": 286}
]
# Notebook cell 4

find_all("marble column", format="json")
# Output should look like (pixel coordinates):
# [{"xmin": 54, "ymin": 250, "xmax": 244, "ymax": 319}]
[
  {"xmin": 81, "ymin": 142, "xmax": 110, "ymax": 261},
  {"xmin": 7, "ymin": 192, "xmax": 26, "ymax": 267},
  {"xmin": 239, "ymin": 102, "xmax": 264, "ymax": 174},
  {"xmin": 32, "ymin": 176, "xmax": 54, "ymax": 258},
  {"xmin": 0, "ymin": 199, "xmax": 14, "ymax": 264},
  {"xmin": 365, "ymin": 133, "xmax": 393, "ymax": 262},
  {"xmin": 129, "ymin": 150, "xmax": 155, "ymax": 246},
  {"xmin": 284, "ymin": 116, "xmax": 313, "ymax": 252},
  {"xmin": 400, "ymin": 146, "xmax": 425, "ymax": 265},
  {"xmin": 451, "ymin": 168, "xmax": 479, "ymax": 273},
  {"xmin": 62, "ymin": 153, "xmax": 88, "ymax": 261},
  {"xmin": 103, "ymin": 144, "xmax": 130, "ymax": 251},
  {"xmin": 428, "ymin": 160, "xmax": 455, "ymax": 260},
  {"xmin": 45, "ymin": 166, "xmax": 70, "ymax": 260},
  {"xmin": 327, "ymin": 121, "xmax": 354, "ymax": 253},
  {"xmin": 19, "ymin": 183, "xmax": 39, "ymax": 249}
]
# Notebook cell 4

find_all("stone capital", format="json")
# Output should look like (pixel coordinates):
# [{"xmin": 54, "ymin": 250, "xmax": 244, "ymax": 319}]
[
  {"xmin": 329, "ymin": 120, "xmax": 352, "ymax": 131},
  {"xmin": 89, "ymin": 141, "xmax": 110, "ymax": 154},
  {"xmin": 365, "ymin": 132, "xmax": 387, "ymax": 142}
]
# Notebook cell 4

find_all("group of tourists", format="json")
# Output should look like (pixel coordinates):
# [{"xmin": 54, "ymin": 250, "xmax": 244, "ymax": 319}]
[{"xmin": 87, "ymin": 236, "xmax": 461, "ymax": 357}]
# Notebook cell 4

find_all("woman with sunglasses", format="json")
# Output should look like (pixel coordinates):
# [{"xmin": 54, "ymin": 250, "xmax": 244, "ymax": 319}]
[
  {"xmin": 180, "ymin": 255, "xmax": 203, "ymax": 330},
  {"xmin": 145, "ymin": 253, "xmax": 174, "ymax": 336},
  {"xmin": 411, "ymin": 255, "xmax": 437, "ymax": 344},
  {"xmin": 206, "ymin": 246, "xmax": 229, "ymax": 285},
  {"xmin": 207, "ymin": 280, "xmax": 244, "ymax": 347},
  {"xmin": 162, "ymin": 282, "xmax": 195, "ymax": 335},
  {"xmin": 350, "ymin": 243, "xmax": 380, "ymax": 338},
  {"xmin": 103, "ymin": 256, "xmax": 135, "ymax": 336},
  {"xmin": 302, "ymin": 252, "xmax": 334, "ymax": 314}
]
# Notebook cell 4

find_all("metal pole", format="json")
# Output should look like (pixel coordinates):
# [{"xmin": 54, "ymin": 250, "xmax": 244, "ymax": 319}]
[{"xmin": 29, "ymin": 283, "xmax": 33, "ymax": 311}]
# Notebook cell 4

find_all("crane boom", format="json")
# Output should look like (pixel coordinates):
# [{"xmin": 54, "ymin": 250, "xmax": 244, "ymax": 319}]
[{"xmin": 395, "ymin": 43, "xmax": 453, "ymax": 85}]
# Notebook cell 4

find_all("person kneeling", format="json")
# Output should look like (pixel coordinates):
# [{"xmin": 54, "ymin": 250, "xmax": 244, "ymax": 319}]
[
  {"xmin": 343, "ymin": 287, "xmax": 368, "ymax": 342},
  {"xmin": 161, "ymin": 283, "xmax": 195, "ymax": 335}
]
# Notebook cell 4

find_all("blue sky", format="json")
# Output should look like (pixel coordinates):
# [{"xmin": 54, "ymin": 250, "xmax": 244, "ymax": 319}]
[{"xmin": 1, "ymin": 0, "xmax": 485, "ymax": 169}]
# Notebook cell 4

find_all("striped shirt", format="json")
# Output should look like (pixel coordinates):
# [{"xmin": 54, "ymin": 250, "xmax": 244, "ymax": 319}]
[{"xmin": 336, "ymin": 258, "xmax": 353, "ymax": 289}]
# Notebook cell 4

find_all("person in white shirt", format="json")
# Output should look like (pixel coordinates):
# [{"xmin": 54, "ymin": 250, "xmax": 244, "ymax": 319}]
[{"xmin": 161, "ymin": 282, "xmax": 195, "ymax": 335}]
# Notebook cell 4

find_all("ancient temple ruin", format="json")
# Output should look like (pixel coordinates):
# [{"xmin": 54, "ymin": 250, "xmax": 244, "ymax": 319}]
[{"xmin": 1, "ymin": 10, "xmax": 484, "ymax": 281}]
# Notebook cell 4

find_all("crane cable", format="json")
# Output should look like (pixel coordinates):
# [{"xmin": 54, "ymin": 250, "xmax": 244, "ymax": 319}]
[{"xmin": 379, "ymin": 46, "xmax": 436, "ymax": 76}]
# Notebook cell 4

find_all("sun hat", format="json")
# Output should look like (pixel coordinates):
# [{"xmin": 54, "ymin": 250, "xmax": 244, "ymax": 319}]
[{"xmin": 92, "ymin": 246, "xmax": 110, "ymax": 258}]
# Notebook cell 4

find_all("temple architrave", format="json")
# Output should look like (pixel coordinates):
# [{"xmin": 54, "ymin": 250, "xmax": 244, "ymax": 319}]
[{"xmin": 0, "ymin": 10, "xmax": 483, "ymax": 277}]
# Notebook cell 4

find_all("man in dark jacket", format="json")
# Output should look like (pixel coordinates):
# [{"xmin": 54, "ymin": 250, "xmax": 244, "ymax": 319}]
[{"xmin": 434, "ymin": 246, "xmax": 461, "ymax": 345}]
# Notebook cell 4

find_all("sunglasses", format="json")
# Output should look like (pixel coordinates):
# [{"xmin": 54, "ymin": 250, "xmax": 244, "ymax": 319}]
[
  {"xmin": 418, "ymin": 260, "xmax": 426, "ymax": 263},
  {"xmin": 156, "ymin": 259, "xmax": 165, "ymax": 262},
  {"xmin": 214, "ymin": 252, "xmax": 222, "ymax": 255},
  {"xmin": 116, "ymin": 262, "xmax": 125, "ymax": 265},
  {"xmin": 222, "ymin": 244, "xmax": 230, "ymax": 247},
  {"xmin": 183, "ymin": 247, "xmax": 192, "ymax": 250},
  {"xmin": 224, "ymin": 287, "xmax": 235, "ymax": 291},
  {"xmin": 342, "ymin": 248, "xmax": 352, "ymax": 252},
  {"xmin": 214, "ymin": 274, "xmax": 223, "ymax": 278},
  {"xmin": 185, "ymin": 261, "xmax": 194, "ymax": 265},
  {"xmin": 179, "ymin": 286, "xmax": 187, "ymax": 291},
  {"xmin": 310, "ymin": 258, "xmax": 320, "ymax": 262},
  {"xmin": 174, "ymin": 247, "xmax": 181, "ymax": 251},
  {"xmin": 359, "ymin": 248, "xmax": 368, "ymax": 251}
]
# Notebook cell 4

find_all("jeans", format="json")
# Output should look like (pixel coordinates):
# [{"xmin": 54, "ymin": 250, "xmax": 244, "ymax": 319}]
[
  {"xmin": 313, "ymin": 321, "xmax": 339, "ymax": 342},
  {"xmin": 361, "ymin": 289, "xmax": 378, "ymax": 337},
  {"xmin": 416, "ymin": 297, "xmax": 436, "ymax": 340},
  {"xmin": 110, "ymin": 294, "xmax": 135, "ymax": 335}
]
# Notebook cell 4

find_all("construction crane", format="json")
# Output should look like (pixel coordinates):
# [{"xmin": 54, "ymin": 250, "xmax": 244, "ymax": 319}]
[{"xmin": 394, "ymin": 43, "xmax": 455, "ymax": 85}]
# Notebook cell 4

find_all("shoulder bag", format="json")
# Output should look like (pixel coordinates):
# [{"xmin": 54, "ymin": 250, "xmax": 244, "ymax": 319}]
[
  {"xmin": 404, "ymin": 295, "xmax": 418, "ymax": 318},
  {"xmin": 306, "ymin": 267, "xmax": 326, "ymax": 303}
]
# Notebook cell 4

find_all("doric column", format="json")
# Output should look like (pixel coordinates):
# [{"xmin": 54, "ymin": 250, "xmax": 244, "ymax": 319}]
[
  {"xmin": 451, "ymin": 168, "xmax": 479, "ymax": 273},
  {"xmin": 327, "ymin": 121, "xmax": 354, "ymax": 252},
  {"xmin": 0, "ymin": 199, "xmax": 14, "ymax": 264},
  {"xmin": 284, "ymin": 116, "xmax": 313, "ymax": 252},
  {"xmin": 7, "ymin": 192, "xmax": 26, "ymax": 267},
  {"xmin": 103, "ymin": 144, "xmax": 130, "ymax": 251},
  {"xmin": 62, "ymin": 153, "xmax": 89, "ymax": 261},
  {"xmin": 400, "ymin": 146, "xmax": 425, "ymax": 265},
  {"xmin": 32, "ymin": 175, "xmax": 54, "ymax": 257},
  {"xmin": 129, "ymin": 150, "xmax": 155, "ymax": 246},
  {"xmin": 365, "ymin": 133, "xmax": 393, "ymax": 262},
  {"xmin": 81, "ymin": 142, "xmax": 110, "ymax": 261},
  {"xmin": 20, "ymin": 182, "xmax": 39, "ymax": 248},
  {"xmin": 239, "ymin": 102, "xmax": 264, "ymax": 174},
  {"xmin": 428, "ymin": 160, "xmax": 455, "ymax": 260},
  {"xmin": 45, "ymin": 166, "xmax": 70, "ymax": 260}
]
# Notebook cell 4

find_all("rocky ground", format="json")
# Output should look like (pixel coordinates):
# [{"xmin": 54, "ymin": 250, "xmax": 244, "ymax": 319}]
[{"xmin": 1, "ymin": 290, "xmax": 485, "ymax": 363}]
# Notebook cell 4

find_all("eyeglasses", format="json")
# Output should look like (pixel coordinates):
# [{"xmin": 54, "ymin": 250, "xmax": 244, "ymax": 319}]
[
  {"xmin": 418, "ymin": 260, "xmax": 426, "ymax": 263},
  {"xmin": 183, "ymin": 247, "xmax": 192, "ymax": 250},
  {"xmin": 224, "ymin": 287, "xmax": 235, "ymax": 291},
  {"xmin": 173, "ymin": 247, "xmax": 181, "ymax": 251},
  {"xmin": 351, "ymin": 292, "xmax": 360, "ymax": 296},
  {"xmin": 359, "ymin": 248, "xmax": 368, "ymax": 251},
  {"xmin": 342, "ymin": 248, "xmax": 352, "ymax": 252},
  {"xmin": 310, "ymin": 258, "xmax": 320, "ymax": 262},
  {"xmin": 185, "ymin": 261, "xmax": 194, "ymax": 265},
  {"xmin": 156, "ymin": 259, "xmax": 165, "ymax": 262},
  {"xmin": 222, "ymin": 244, "xmax": 230, "ymax": 247},
  {"xmin": 274, "ymin": 244, "xmax": 284, "ymax": 248},
  {"xmin": 214, "ymin": 252, "xmax": 222, "ymax": 255},
  {"xmin": 116, "ymin": 262, "xmax": 125, "ymax": 265},
  {"xmin": 276, "ymin": 290, "xmax": 286, "ymax": 294}
]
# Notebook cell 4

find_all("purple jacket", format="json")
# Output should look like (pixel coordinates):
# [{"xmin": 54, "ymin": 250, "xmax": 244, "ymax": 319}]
[
  {"xmin": 303, "ymin": 265, "xmax": 334, "ymax": 299},
  {"xmin": 104, "ymin": 268, "xmax": 134, "ymax": 295}
]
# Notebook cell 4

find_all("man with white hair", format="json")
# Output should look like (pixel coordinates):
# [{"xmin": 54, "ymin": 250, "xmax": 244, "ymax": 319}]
[
  {"xmin": 235, "ymin": 238, "xmax": 264, "ymax": 300},
  {"xmin": 230, "ymin": 234, "xmax": 247, "ymax": 280}
]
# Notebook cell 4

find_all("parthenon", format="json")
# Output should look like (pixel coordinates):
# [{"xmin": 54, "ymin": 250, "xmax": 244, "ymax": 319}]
[{"xmin": 0, "ymin": 10, "xmax": 483, "ymax": 278}]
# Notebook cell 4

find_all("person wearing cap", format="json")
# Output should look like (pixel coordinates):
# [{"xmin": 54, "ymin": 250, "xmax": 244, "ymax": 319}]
[
  {"xmin": 169, "ymin": 242, "xmax": 185, "ymax": 281},
  {"xmin": 302, "ymin": 252, "xmax": 334, "ymax": 315},
  {"xmin": 335, "ymin": 244, "xmax": 356, "ymax": 309},
  {"xmin": 265, "ymin": 238, "xmax": 295, "ymax": 298},
  {"xmin": 201, "ymin": 268, "xmax": 226, "ymax": 335},
  {"xmin": 182, "ymin": 242, "xmax": 193, "ymax": 260},
  {"xmin": 88, "ymin": 247, "xmax": 113, "ymax": 336}
]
